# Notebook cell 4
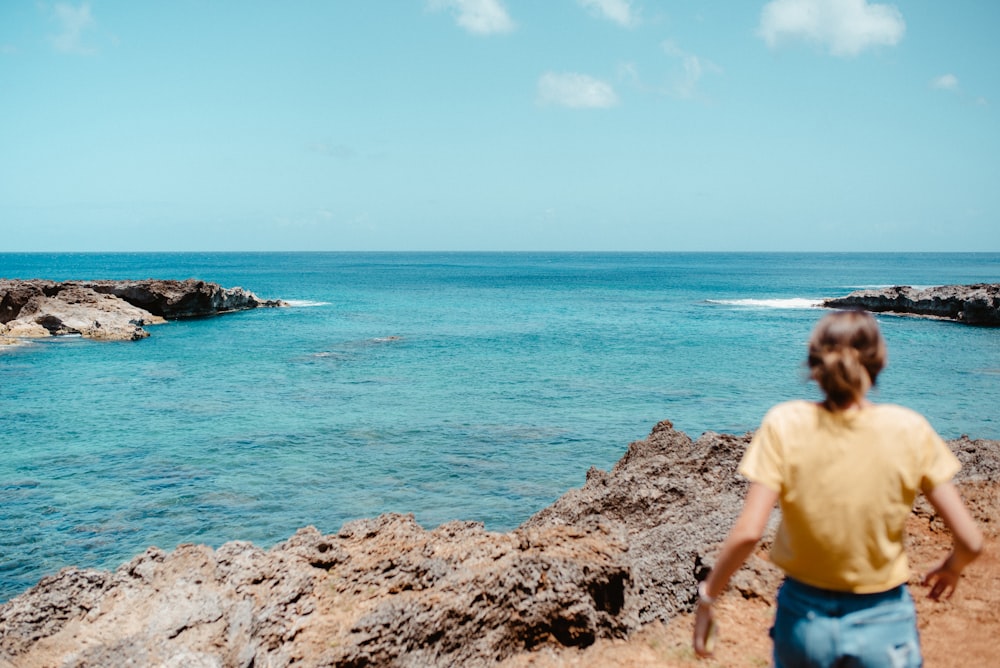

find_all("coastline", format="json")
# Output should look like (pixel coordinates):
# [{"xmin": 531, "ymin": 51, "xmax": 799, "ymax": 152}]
[
  {"xmin": 0, "ymin": 279, "xmax": 286, "ymax": 342},
  {"xmin": 823, "ymin": 284, "xmax": 1000, "ymax": 326},
  {"xmin": 2, "ymin": 261, "xmax": 998, "ymax": 664},
  {"xmin": 2, "ymin": 422, "xmax": 997, "ymax": 667}
]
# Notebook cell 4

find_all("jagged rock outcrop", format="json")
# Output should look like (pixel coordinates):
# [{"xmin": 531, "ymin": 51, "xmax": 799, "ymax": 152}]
[
  {"xmin": 0, "ymin": 279, "xmax": 285, "ymax": 342},
  {"xmin": 81, "ymin": 280, "xmax": 284, "ymax": 319},
  {"xmin": 0, "ymin": 516, "xmax": 633, "ymax": 668},
  {"xmin": 0, "ymin": 282, "xmax": 164, "ymax": 341},
  {"xmin": 523, "ymin": 422, "xmax": 777, "ymax": 624},
  {"xmin": 823, "ymin": 284, "xmax": 1000, "ymax": 325},
  {"xmin": 1, "ymin": 422, "xmax": 997, "ymax": 667}
]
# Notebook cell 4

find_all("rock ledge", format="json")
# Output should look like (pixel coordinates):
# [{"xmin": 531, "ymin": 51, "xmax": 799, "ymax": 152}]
[
  {"xmin": 823, "ymin": 284, "xmax": 1000, "ymax": 326},
  {"xmin": 0, "ymin": 279, "xmax": 286, "ymax": 342},
  {"xmin": 0, "ymin": 422, "xmax": 996, "ymax": 666}
]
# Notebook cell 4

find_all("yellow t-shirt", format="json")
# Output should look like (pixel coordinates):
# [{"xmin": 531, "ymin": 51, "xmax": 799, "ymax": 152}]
[{"xmin": 739, "ymin": 400, "xmax": 961, "ymax": 593}]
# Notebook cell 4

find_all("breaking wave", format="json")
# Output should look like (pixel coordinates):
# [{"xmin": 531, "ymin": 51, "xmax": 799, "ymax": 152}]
[
  {"xmin": 705, "ymin": 297, "xmax": 825, "ymax": 309},
  {"xmin": 284, "ymin": 299, "xmax": 331, "ymax": 307}
]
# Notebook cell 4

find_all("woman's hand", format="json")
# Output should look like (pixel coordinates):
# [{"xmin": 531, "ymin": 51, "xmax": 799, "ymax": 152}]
[
  {"xmin": 923, "ymin": 553, "xmax": 963, "ymax": 600},
  {"xmin": 692, "ymin": 599, "xmax": 718, "ymax": 657},
  {"xmin": 691, "ymin": 483, "xmax": 776, "ymax": 657},
  {"xmin": 922, "ymin": 482, "xmax": 983, "ymax": 600}
]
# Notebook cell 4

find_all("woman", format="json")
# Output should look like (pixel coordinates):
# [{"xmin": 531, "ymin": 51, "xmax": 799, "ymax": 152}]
[{"xmin": 693, "ymin": 310, "xmax": 983, "ymax": 667}]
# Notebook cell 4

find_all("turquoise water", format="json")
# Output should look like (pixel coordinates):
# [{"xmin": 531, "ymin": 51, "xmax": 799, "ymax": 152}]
[{"xmin": 1, "ymin": 252, "xmax": 998, "ymax": 602}]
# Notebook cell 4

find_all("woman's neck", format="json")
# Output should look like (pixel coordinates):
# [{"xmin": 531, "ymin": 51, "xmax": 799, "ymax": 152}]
[{"xmin": 822, "ymin": 397, "xmax": 871, "ymax": 413}]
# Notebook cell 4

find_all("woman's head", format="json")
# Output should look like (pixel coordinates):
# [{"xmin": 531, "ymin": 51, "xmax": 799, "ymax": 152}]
[{"xmin": 807, "ymin": 310, "xmax": 887, "ymax": 408}]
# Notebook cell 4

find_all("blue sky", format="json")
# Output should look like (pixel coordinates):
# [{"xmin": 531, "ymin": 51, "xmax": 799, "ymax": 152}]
[{"xmin": 2, "ymin": 1, "xmax": 997, "ymax": 252}]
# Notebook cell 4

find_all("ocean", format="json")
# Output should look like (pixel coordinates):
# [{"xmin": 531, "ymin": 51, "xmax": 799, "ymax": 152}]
[{"xmin": 1, "ymin": 252, "xmax": 998, "ymax": 602}]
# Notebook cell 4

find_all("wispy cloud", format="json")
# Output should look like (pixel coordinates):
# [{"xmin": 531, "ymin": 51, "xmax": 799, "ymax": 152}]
[
  {"xmin": 758, "ymin": 0, "xmax": 905, "ymax": 57},
  {"xmin": 307, "ymin": 142, "xmax": 357, "ymax": 159},
  {"xmin": 577, "ymin": 0, "xmax": 639, "ymax": 28},
  {"xmin": 537, "ymin": 72, "xmax": 619, "ymax": 109},
  {"xmin": 929, "ymin": 74, "xmax": 989, "ymax": 107},
  {"xmin": 1, "ymin": 44, "xmax": 17, "ymax": 55},
  {"xmin": 662, "ymin": 41, "xmax": 722, "ymax": 100},
  {"xmin": 50, "ymin": 2, "xmax": 97, "ymax": 55},
  {"xmin": 930, "ymin": 74, "xmax": 959, "ymax": 91},
  {"xmin": 427, "ymin": 0, "xmax": 515, "ymax": 35}
]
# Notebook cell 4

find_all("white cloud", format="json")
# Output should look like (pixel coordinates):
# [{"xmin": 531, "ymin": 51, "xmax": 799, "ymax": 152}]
[
  {"xmin": 1, "ymin": 44, "xmax": 17, "ymax": 55},
  {"xmin": 537, "ymin": 72, "xmax": 619, "ymax": 109},
  {"xmin": 662, "ymin": 40, "xmax": 722, "ymax": 100},
  {"xmin": 427, "ymin": 0, "xmax": 515, "ymax": 35},
  {"xmin": 758, "ymin": 0, "xmax": 905, "ymax": 57},
  {"xmin": 577, "ymin": 0, "xmax": 639, "ymax": 28},
  {"xmin": 50, "ymin": 2, "xmax": 97, "ymax": 55},
  {"xmin": 930, "ymin": 74, "xmax": 959, "ymax": 91}
]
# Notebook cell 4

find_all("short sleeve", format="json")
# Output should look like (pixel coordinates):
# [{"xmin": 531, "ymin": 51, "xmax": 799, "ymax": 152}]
[
  {"xmin": 739, "ymin": 410, "xmax": 785, "ymax": 493},
  {"xmin": 918, "ymin": 419, "xmax": 961, "ymax": 493}
]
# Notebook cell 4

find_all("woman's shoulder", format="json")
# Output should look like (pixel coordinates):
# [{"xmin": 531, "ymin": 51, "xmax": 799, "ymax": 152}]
[
  {"xmin": 765, "ymin": 400, "xmax": 932, "ymax": 424},
  {"xmin": 867, "ymin": 403, "xmax": 937, "ymax": 431},
  {"xmin": 769, "ymin": 399, "xmax": 820, "ymax": 413},
  {"xmin": 762, "ymin": 400, "xmax": 822, "ymax": 423},
  {"xmin": 869, "ymin": 402, "xmax": 931, "ymax": 423}
]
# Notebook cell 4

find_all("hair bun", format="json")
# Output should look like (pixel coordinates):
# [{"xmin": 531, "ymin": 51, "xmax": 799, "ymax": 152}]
[{"xmin": 807, "ymin": 311, "xmax": 886, "ymax": 409}]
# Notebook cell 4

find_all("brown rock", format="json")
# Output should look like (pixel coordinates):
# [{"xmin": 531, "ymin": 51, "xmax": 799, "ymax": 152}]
[
  {"xmin": 0, "ymin": 280, "xmax": 52, "ymax": 324},
  {"xmin": 0, "ymin": 279, "xmax": 285, "ymax": 341},
  {"xmin": 823, "ymin": 284, "xmax": 1000, "ymax": 325},
  {"xmin": 2, "ymin": 422, "xmax": 997, "ymax": 667},
  {"xmin": 82, "ymin": 279, "xmax": 286, "ymax": 319},
  {"xmin": 2, "ymin": 322, "xmax": 48, "ymax": 340},
  {"xmin": 12, "ymin": 283, "xmax": 162, "ymax": 340},
  {"xmin": 524, "ymin": 421, "xmax": 780, "ymax": 623},
  {"xmin": 0, "ymin": 516, "xmax": 633, "ymax": 667}
]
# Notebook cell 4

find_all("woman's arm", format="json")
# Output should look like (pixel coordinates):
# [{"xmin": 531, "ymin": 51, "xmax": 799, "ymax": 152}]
[
  {"xmin": 922, "ymin": 481, "xmax": 984, "ymax": 600},
  {"xmin": 693, "ymin": 482, "xmax": 778, "ymax": 657}
]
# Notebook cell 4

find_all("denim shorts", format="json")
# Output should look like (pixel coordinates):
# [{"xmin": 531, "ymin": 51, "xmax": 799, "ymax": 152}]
[{"xmin": 771, "ymin": 578, "xmax": 922, "ymax": 668}]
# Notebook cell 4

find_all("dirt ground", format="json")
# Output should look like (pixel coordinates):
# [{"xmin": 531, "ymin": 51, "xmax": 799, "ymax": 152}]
[{"xmin": 502, "ymin": 480, "xmax": 999, "ymax": 667}]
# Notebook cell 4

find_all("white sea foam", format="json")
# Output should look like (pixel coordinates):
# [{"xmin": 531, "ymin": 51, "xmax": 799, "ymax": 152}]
[
  {"xmin": 284, "ymin": 299, "xmax": 331, "ymax": 307},
  {"xmin": 706, "ymin": 297, "xmax": 825, "ymax": 309}
]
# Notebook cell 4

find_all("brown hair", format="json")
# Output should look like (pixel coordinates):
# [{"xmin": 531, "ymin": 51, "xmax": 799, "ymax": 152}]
[{"xmin": 807, "ymin": 310, "xmax": 887, "ymax": 409}]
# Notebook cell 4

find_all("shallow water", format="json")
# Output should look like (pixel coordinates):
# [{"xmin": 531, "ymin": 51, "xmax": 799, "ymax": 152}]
[{"xmin": 1, "ymin": 252, "xmax": 998, "ymax": 601}]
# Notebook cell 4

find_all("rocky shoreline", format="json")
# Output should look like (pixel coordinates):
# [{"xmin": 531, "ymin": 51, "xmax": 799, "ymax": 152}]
[
  {"xmin": 823, "ymin": 283, "xmax": 1000, "ymax": 325},
  {"xmin": 1, "ymin": 280, "xmax": 997, "ymax": 665},
  {"xmin": 0, "ymin": 279, "xmax": 286, "ymax": 342},
  {"xmin": 1, "ymin": 422, "xmax": 996, "ymax": 667}
]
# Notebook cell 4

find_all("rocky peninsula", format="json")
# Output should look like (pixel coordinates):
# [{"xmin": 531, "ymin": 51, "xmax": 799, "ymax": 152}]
[
  {"xmin": 823, "ymin": 283, "xmax": 1000, "ymax": 325},
  {"xmin": 1, "ymin": 422, "xmax": 997, "ymax": 668},
  {"xmin": 0, "ymin": 279, "xmax": 286, "ymax": 342}
]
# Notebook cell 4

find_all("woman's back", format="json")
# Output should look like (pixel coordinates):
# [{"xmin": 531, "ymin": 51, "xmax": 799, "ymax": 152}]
[
  {"xmin": 693, "ymin": 310, "xmax": 983, "ymax": 666},
  {"xmin": 741, "ymin": 400, "xmax": 960, "ymax": 592}
]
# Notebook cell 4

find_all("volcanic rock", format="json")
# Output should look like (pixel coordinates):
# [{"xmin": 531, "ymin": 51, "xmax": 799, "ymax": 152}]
[
  {"xmin": 0, "ymin": 279, "xmax": 285, "ymax": 342},
  {"xmin": 0, "ymin": 516, "xmax": 633, "ymax": 668},
  {"xmin": 81, "ymin": 279, "xmax": 284, "ymax": 319},
  {"xmin": 823, "ymin": 284, "xmax": 1000, "ymax": 325},
  {"xmin": 1, "ymin": 422, "xmax": 997, "ymax": 667},
  {"xmin": 523, "ymin": 422, "xmax": 778, "ymax": 624}
]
